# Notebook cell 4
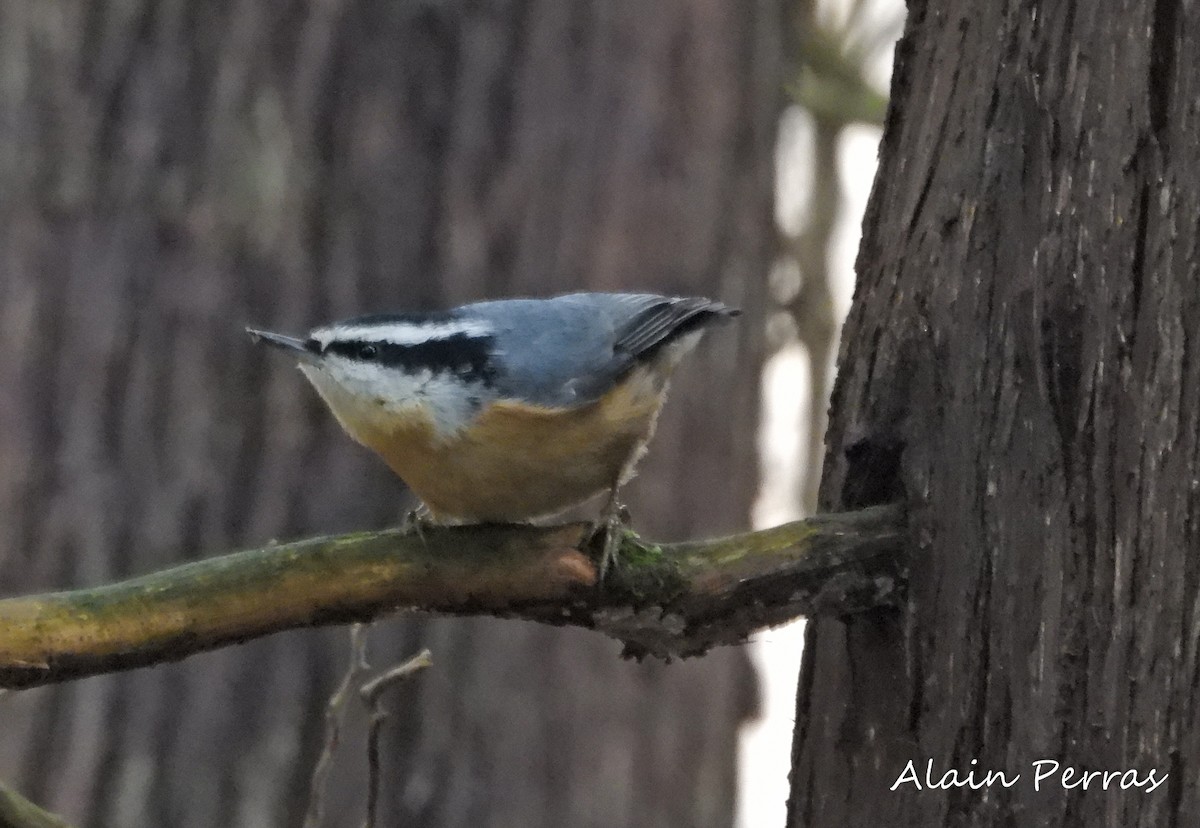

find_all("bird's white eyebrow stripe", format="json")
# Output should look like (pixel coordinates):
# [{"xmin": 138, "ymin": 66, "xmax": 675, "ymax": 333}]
[{"xmin": 314, "ymin": 320, "xmax": 493, "ymax": 346}]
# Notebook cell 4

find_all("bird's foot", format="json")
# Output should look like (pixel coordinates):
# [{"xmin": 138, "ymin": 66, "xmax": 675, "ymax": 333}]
[
  {"xmin": 401, "ymin": 504, "xmax": 434, "ymax": 540},
  {"xmin": 592, "ymin": 500, "xmax": 632, "ymax": 581}
]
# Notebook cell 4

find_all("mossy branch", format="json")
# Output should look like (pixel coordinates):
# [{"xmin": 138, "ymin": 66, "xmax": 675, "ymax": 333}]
[
  {"xmin": 0, "ymin": 505, "xmax": 906, "ymax": 690},
  {"xmin": 0, "ymin": 781, "xmax": 74, "ymax": 828}
]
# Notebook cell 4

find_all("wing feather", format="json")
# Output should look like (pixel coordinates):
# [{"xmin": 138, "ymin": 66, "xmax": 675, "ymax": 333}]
[
  {"xmin": 468, "ymin": 292, "xmax": 737, "ymax": 408},
  {"xmin": 612, "ymin": 296, "xmax": 738, "ymax": 359}
]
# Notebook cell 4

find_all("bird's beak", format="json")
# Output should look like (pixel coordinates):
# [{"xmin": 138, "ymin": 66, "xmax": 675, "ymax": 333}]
[{"xmin": 246, "ymin": 328, "xmax": 319, "ymax": 363}]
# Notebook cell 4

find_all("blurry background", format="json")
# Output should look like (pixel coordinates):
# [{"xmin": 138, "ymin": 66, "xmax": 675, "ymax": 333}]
[
  {"xmin": 0, "ymin": 1, "xmax": 899, "ymax": 826},
  {"xmin": 739, "ymin": 1, "xmax": 899, "ymax": 826}
]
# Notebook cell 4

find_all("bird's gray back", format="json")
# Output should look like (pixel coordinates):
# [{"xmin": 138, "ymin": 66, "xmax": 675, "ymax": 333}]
[{"xmin": 461, "ymin": 292, "xmax": 734, "ymax": 408}]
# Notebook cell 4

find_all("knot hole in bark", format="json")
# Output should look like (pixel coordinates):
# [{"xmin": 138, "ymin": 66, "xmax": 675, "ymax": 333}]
[{"xmin": 841, "ymin": 435, "xmax": 905, "ymax": 510}]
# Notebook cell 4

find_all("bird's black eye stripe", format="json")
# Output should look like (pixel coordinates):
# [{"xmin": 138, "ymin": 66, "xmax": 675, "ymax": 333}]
[
  {"xmin": 304, "ymin": 338, "xmax": 323, "ymax": 353},
  {"xmin": 325, "ymin": 334, "xmax": 496, "ymax": 384}
]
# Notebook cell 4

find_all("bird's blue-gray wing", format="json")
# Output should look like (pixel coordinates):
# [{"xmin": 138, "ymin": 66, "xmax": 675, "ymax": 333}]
[{"xmin": 468, "ymin": 293, "xmax": 736, "ymax": 408}]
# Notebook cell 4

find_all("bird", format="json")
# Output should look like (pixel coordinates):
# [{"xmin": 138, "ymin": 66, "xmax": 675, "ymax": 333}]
[{"xmin": 248, "ymin": 291, "xmax": 738, "ymax": 575}]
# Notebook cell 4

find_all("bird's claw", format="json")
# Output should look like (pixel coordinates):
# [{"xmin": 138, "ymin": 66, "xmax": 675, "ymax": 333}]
[
  {"xmin": 401, "ymin": 505, "xmax": 433, "ymax": 540},
  {"xmin": 593, "ymin": 500, "xmax": 632, "ymax": 581}
]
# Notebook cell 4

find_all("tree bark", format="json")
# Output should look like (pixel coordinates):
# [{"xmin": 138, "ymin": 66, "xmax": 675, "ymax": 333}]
[
  {"xmin": 0, "ymin": 3, "xmax": 779, "ymax": 827},
  {"xmin": 790, "ymin": 1, "xmax": 1196, "ymax": 825}
]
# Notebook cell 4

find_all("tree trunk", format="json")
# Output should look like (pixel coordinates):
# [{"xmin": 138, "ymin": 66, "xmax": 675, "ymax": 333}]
[
  {"xmin": 789, "ymin": 1, "xmax": 1197, "ymax": 825},
  {"xmin": 0, "ymin": 3, "xmax": 779, "ymax": 826}
]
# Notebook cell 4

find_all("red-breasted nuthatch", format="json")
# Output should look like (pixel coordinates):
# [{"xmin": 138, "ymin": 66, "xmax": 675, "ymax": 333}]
[{"xmin": 248, "ymin": 292, "xmax": 737, "ymax": 573}]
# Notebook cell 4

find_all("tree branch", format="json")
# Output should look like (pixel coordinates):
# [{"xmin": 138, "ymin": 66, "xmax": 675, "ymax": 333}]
[
  {"xmin": 0, "ymin": 505, "xmax": 906, "ymax": 689},
  {"xmin": 0, "ymin": 781, "xmax": 74, "ymax": 828}
]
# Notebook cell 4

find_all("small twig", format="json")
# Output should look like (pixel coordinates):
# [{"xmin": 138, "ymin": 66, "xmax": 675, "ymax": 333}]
[
  {"xmin": 359, "ymin": 649, "xmax": 433, "ymax": 828},
  {"xmin": 304, "ymin": 624, "xmax": 370, "ymax": 828}
]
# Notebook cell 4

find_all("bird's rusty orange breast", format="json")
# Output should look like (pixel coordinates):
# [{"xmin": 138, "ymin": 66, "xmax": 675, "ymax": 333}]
[{"xmin": 353, "ymin": 372, "xmax": 668, "ymax": 521}]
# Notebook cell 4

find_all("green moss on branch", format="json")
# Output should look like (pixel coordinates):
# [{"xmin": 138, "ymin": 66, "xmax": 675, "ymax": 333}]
[
  {"xmin": 0, "ymin": 505, "xmax": 906, "ymax": 689},
  {"xmin": 0, "ymin": 781, "xmax": 74, "ymax": 828}
]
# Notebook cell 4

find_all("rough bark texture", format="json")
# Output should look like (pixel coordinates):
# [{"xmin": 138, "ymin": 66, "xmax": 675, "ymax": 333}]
[
  {"xmin": 790, "ymin": 1, "xmax": 1197, "ymax": 826},
  {"xmin": 0, "ymin": 3, "xmax": 779, "ymax": 827}
]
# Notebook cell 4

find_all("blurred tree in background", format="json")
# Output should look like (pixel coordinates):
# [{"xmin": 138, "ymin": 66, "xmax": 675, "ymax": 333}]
[
  {"xmin": 0, "ymin": 3, "xmax": 780, "ymax": 826},
  {"xmin": 776, "ymin": 0, "xmax": 896, "ymax": 516}
]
